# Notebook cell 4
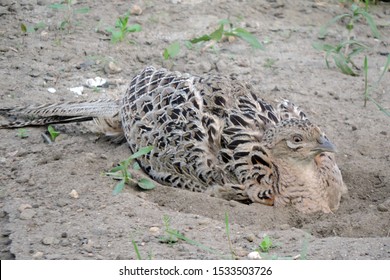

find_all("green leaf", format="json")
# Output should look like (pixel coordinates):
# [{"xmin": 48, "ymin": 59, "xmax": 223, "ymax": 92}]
[
  {"xmin": 49, "ymin": 3, "xmax": 66, "ymax": 10},
  {"xmin": 111, "ymin": 30, "xmax": 124, "ymax": 43},
  {"xmin": 105, "ymin": 172, "xmax": 124, "ymax": 180},
  {"xmin": 21, "ymin": 23, "xmax": 27, "ymax": 33},
  {"xmin": 259, "ymin": 235, "xmax": 273, "ymax": 252},
  {"xmin": 47, "ymin": 125, "xmax": 60, "ymax": 141},
  {"xmin": 357, "ymin": 9, "xmax": 381, "ymax": 38},
  {"xmin": 113, "ymin": 180, "xmax": 125, "ymax": 195},
  {"xmin": 75, "ymin": 7, "xmax": 90, "ymax": 14},
  {"xmin": 129, "ymin": 146, "xmax": 154, "ymax": 160},
  {"xmin": 231, "ymin": 28, "xmax": 264, "ymax": 50},
  {"xmin": 108, "ymin": 165, "xmax": 124, "ymax": 173},
  {"xmin": 312, "ymin": 42, "xmax": 336, "ymax": 52},
  {"xmin": 209, "ymin": 24, "xmax": 224, "ymax": 41},
  {"xmin": 125, "ymin": 24, "xmax": 142, "ymax": 33},
  {"xmin": 133, "ymin": 162, "xmax": 141, "ymax": 170},
  {"xmin": 59, "ymin": 20, "xmax": 70, "ymax": 30},
  {"xmin": 163, "ymin": 41, "xmax": 180, "ymax": 60},
  {"xmin": 137, "ymin": 178, "xmax": 155, "ymax": 190},
  {"xmin": 34, "ymin": 22, "xmax": 46, "ymax": 31},
  {"xmin": 184, "ymin": 40, "xmax": 193, "ymax": 49},
  {"xmin": 218, "ymin": 19, "xmax": 231, "ymax": 26},
  {"xmin": 190, "ymin": 34, "xmax": 212, "ymax": 44},
  {"xmin": 332, "ymin": 53, "xmax": 357, "ymax": 76}
]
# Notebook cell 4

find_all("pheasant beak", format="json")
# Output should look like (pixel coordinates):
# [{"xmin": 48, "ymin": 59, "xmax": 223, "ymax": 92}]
[{"xmin": 312, "ymin": 135, "xmax": 337, "ymax": 153}]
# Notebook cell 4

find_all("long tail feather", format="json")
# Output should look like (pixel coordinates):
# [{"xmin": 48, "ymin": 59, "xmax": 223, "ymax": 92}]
[{"xmin": 0, "ymin": 99, "xmax": 121, "ymax": 129}]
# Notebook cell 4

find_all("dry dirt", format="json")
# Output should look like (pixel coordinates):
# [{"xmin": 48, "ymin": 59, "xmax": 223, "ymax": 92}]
[{"xmin": 0, "ymin": 0, "xmax": 389, "ymax": 260}]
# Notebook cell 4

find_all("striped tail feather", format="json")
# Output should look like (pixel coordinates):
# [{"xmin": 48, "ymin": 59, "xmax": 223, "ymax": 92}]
[{"xmin": 0, "ymin": 99, "xmax": 121, "ymax": 130}]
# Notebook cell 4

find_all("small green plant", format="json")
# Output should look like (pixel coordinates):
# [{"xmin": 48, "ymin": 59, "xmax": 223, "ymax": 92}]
[
  {"xmin": 318, "ymin": 2, "xmax": 380, "ymax": 40},
  {"xmin": 263, "ymin": 58, "xmax": 277, "ymax": 69},
  {"xmin": 362, "ymin": 54, "xmax": 390, "ymax": 115},
  {"xmin": 159, "ymin": 215, "xmax": 179, "ymax": 244},
  {"xmin": 132, "ymin": 240, "xmax": 142, "ymax": 260},
  {"xmin": 106, "ymin": 146, "xmax": 155, "ymax": 194},
  {"xmin": 47, "ymin": 125, "xmax": 60, "ymax": 141},
  {"xmin": 161, "ymin": 216, "xmax": 223, "ymax": 257},
  {"xmin": 313, "ymin": 2, "xmax": 380, "ymax": 75},
  {"xmin": 49, "ymin": 0, "xmax": 90, "ymax": 31},
  {"xmin": 312, "ymin": 40, "xmax": 368, "ymax": 76},
  {"xmin": 106, "ymin": 12, "xmax": 141, "ymax": 43},
  {"xmin": 258, "ymin": 235, "xmax": 273, "ymax": 253},
  {"xmin": 189, "ymin": 19, "xmax": 264, "ymax": 50},
  {"xmin": 163, "ymin": 41, "xmax": 181, "ymax": 60},
  {"xmin": 224, "ymin": 212, "xmax": 236, "ymax": 259},
  {"xmin": 17, "ymin": 128, "xmax": 29, "ymax": 139}
]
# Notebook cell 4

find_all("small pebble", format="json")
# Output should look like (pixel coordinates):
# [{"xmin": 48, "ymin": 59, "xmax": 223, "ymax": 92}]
[
  {"xmin": 56, "ymin": 199, "xmax": 68, "ymax": 207},
  {"xmin": 32, "ymin": 251, "xmax": 44, "ymax": 259},
  {"xmin": 18, "ymin": 203, "xmax": 32, "ymax": 212},
  {"xmin": 247, "ymin": 251, "xmax": 261, "ymax": 260},
  {"xmin": 20, "ymin": 209, "xmax": 36, "ymax": 220},
  {"xmin": 130, "ymin": 4, "xmax": 142, "ymax": 15},
  {"xmin": 377, "ymin": 204, "xmax": 388, "ymax": 212},
  {"xmin": 69, "ymin": 189, "xmax": 79, "ymax": 199},
  {"xmin": 42, "ymin": 236, "xmax": 59, "ymax": 245},
  {"xmin": 244, "ymin": 233, "xmax": 256, "ymax": 242},
  {"xmin": 279, "ymin": 224, "xmax": 290, "ymax": 230},
  {"xmin": 197, "ymin": 219, "xmax": 209, "ymax": 226},
  {"xmin": 104, "ymin": 61, "xmax": 122, "ymax": 74},
  {"xmin": 47, "ymin": 87, "xmax": 56, "ymax": 93},
  {"xmin": 149, "ymin": 227, "xmax": 160, "ymax": 234},
  {"xmin": 234, "ymin": 247, "xmax": 249, "ymax": 258},
  {"xmin": 69, "ymin": 86, "xmax": 84, "ymax": 95}
]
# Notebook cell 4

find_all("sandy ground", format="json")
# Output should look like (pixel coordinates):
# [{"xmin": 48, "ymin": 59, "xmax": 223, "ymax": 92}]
[{"xmin": 0, "ymin": 0, "xmax": 389, "ymax": 260}]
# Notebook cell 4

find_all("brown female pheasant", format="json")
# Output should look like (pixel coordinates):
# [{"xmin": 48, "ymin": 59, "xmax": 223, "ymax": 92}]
[{"xmin": 0, "ymin": 66, "xmax": 347, "ymax": 213}]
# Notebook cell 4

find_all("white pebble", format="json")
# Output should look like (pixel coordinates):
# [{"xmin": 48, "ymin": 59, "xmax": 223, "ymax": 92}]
[
  {"xmin": 247, "ymin": 251, "xmax": 262, "ymax": 260},
  {"xmin": 47, "ymin": 87, "xmax": 56, "ymax": 93},
  {"xmin": 85, "ymin": 77, "xmax": 107, "ymax": 88},
  {"xmin": 69, "ymin": 86, "xmax": 84, "ymax": 95},
  {"xmin": 69, "ymin": 189, "xmax": 79, "ymax": 199}
]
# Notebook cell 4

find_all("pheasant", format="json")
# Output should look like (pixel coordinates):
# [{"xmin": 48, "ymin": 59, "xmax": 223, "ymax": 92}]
[{"xmin": 0, "ymin": 66, "xmax": 347, "ymax": 213}]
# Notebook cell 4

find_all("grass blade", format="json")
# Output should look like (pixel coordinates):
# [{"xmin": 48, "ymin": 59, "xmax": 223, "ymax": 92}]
[
  {"xmin": 225, "ymin": 212, "xmax": 235, "ymax": 259},
  {"xmin": 230, "ymin": 28, "xmax": 264, "ymax": 50},
  {"xmin": 363, "ymin": 55, "xmax": 369, "ymax": 107},
  {"xmin": 357, "ymin": 10, "xmax": 381, "ymax": 38},
  {"xmin": 376, "ymin": 54, "xmax": 390, "ymax": 86},
  {"xmin": 333, "ymin": 53, "xmax": 357, "ymax": 76},
  {"xmin": 129, "ymin": 146, "xmax": 154, "ymax": 159},
  {"xmin": 189, "ymin": 34, "xmax": 211, "ymax": 44},
  {"xmin": 132, "ymin": 240, "xmax": 142, "ymax": 260}
]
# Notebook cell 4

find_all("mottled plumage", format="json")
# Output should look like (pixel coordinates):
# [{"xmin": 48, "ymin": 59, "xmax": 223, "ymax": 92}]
[{"xmin": 0, "ymin": 66, "xmax": 347, "ymax": 213}]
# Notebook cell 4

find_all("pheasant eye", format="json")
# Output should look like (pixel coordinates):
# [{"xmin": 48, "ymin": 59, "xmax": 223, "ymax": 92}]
[{"xmin": 292, "ymin": 135, "xmax": 303, "ymax": 143}]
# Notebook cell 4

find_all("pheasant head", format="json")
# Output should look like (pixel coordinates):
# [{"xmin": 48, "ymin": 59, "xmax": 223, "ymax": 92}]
[{"xmin": 246, "ymin": 119, "xmax": 346, "ymax": 213}]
